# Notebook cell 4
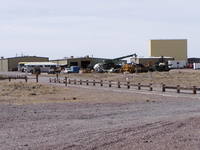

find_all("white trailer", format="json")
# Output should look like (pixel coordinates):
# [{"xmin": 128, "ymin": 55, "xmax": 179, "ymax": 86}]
[
  {"xmin": 193, "ymin": 63, "xmax": 200, "ymax": 70},
  {"xmin": 168, "ymin": 60, "xmax": 187, "ymax": 69}
]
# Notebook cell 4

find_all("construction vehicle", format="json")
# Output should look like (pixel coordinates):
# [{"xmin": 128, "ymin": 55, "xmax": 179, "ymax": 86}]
[
  {"xmin": 94, "ymin": 53, "xmax": 137, "ymax": 73},
  {"xmin": 153, "ymin": 56, "xmax": 170, "ymax": 72},
  {"xmin": 121, "ymin": 63, "xmax": 148, "ymax": 73}
]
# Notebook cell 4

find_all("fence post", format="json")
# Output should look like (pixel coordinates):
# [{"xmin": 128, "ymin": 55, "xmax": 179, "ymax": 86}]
[
  {"xmin": 118, "ymin": 81, "xmax": 121, "ymax": 88},
  {"xmin": 54, "ymin": 78, "xmax": 56, "ymax": 83},
  {"xmin": 49, "ymin": 78, "xmax": 52, "ymax": 83},
  {"xmin": 149, "ymin": 83, "xmax": 153, "ymax": 91},
  {"xmin": 93, "ymin": 80, "xmax": 96, "ymax": 86},
  {"xmin": 9, "ymin": 77, "xmax": 11, "ymax": 82},
  {"xmin": 109, "ymin": 81, "xmax": 112, "ymax": 87},
  {"xmin": 25, "ymin": 76, "xmax": 28, "ymax": 83},
  {"xmin": 127, "ymin": 82, "xmax": 130, "ymax": 89},
  {"xmin": 86, "ymin": 80, "xmax": 89, "ymax": 85},
  {"xmin": 36, "ymin": 73, "xmax": 39, "ymax": 83},
  {"xmin": 68, "ymin": 79, "xmax": 71, "ymax": 84},
  {"xmin": 56, "ymin": 73, "xmax": 59, "ymax": 82},
  {"xmin": 74, "ymin": 79, "xmax": 76, "ymax": 85},
  {"xmin": 193, "ymin": 86, "xmax": 197, "ymax": 94},
  {"xmin": 100, "ymin": 80, "xmax": 103, "ymax": 86},
  {"xmin": 177, "ymin": 85, "xmax": 180, "ymax": 93},
  {"xmin": 65, "ymin": 77, "xmax": 67, "ymax": 86},
  {"xmin": 80, "ymin": 80, "xmax": 82, "ymax": 85},
  {"xmin": 162, "ymin": 84, "xmax": 166, "ymax": 92},
  {"xmin": 138, "ymin": 83, "xmax": 141, "ymax": 90}
]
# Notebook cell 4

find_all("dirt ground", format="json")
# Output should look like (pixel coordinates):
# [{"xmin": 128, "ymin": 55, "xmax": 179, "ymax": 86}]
[{"xmin": 1, "ymin": 70, "xmax": 200, "ymax": 150}]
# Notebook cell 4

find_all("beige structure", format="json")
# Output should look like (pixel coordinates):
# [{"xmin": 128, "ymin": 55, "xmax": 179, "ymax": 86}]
[
  {"xmin": 0, "ymin": 56, "xmax": 49, "ymax": 72},
  {"xmin": 150, "ymin": 39, "xmax": 187, "ymax": 61}
]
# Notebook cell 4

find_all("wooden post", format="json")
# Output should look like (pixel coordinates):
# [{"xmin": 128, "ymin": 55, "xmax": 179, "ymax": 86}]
[
  {"xmin": 109, "ymin": 81, "xmax": 112, "ymax": 87},
  {"xmin": 127, "ymin": 82, "xmax": 130, "ymax": 89},
  {"xmin": 118, "ymin": 81, "xmax": 121, "ymax": 88},
  {"xmin": 93, "ymin": 80, "xmax": 96, "ymax": 86},
  {"xmin": 65, "ymin": 77, "xmax": 67, "ymax": 86},
  {"xmin": 86, "ymin": 80, "xmax": 89, "ymax": 85},
  {"xmin": 138, "ymin": 83, "xmax": 141, "ymax": 90},
  {"xmin": 162, "ymin": 84, "xmax": 166, "ymax": 92},
  {"xmin": 177, "ymin": 85, "xmax": 180, "ymax": 93},
  {"xmin": 80, "ymin": 80, "xmax": 82, "ymax": 85},
  {"xmin": 25, "ymin": 76, "xmax": 28, "ymax": 83},
  {"xmin": 100, "ymin": 80, "xmax": 103, "ymax": 86},
  {"xmin": 56, "ymin": 73, "xmax": 59, "ymax": 82},
  {"xmin": 36, "ymin": 73, "xmax": 39, "ymax": 83},
  {"xmin": 149, "ymin": 83, "xmax": 153, "ymax": 91},
  {"xmin": 193, "ymin": 86, "xmax": 197, "ymax": 94}
]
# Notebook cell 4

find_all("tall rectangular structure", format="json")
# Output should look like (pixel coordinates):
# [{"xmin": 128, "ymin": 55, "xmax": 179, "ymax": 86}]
[{"xmin": 150, "ymin": 39, "xmax": 187, "ymax": 61}]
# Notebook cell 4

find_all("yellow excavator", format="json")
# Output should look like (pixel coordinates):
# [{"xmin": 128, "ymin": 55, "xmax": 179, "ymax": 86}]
[{"xmin": 121, "ymin": 63, "xmax": 148, "ymax": 73}]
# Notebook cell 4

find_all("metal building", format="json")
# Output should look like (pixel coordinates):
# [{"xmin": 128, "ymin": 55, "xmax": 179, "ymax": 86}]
[
  {"xmin": 0, "ymin": 56, "xmax": 49, "ymax": 72},
  {"xmin": 149, "ymin": 39, "xmax": 187, "ymax": 61},
  {"xmin": 51, "ymin": 56, "xmax": 121, "ymax": 69}
]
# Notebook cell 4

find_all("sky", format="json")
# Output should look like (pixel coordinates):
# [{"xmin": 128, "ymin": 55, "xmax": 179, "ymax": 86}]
[{"xmin": 0, "ymin": 0, "xmax": 200, "ymax": 59}]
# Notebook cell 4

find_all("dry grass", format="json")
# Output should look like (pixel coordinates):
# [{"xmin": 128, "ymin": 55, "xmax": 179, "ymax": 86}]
[
  {"xmin": 53, "ymin": 69, "xmax": 200, "ymax": 87},
  {"xmin": 0, "ymin": 81, "xmax": 59, "ymax": 97},
  {"xmin": 0, "ymin": 81, "xmax": 70, "ymax": 105}
]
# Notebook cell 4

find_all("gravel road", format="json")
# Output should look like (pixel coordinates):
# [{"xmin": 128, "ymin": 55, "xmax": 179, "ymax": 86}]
[
  {"xmin": 1, "ymin": 72, "xmax": 200, "ymax": 149},
  {"xmin": 1, "ymin": 86, "xmax": 200, "ymax": 150}
]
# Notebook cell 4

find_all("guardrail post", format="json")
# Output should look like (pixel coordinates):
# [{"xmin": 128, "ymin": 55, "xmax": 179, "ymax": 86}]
[
  {"xmin": 100, "ymin": 80, "xmax": 103, "ymax": 86},
  {"xmin": 49, "ymin": 78, "xmax": 52, "ymax": 83},
  {"xmin": 86, "ymin": 80, "xmax": 89, "ymax": 85},
  {"xmin": 56, "ymin": 73, "xmax": 59, "ymax": 82},
  {"xmin": 138, "ymin": 83, "xmax": 141, "ymax": 90},
  {"xmin": 162, "ymin": 84, "xmax": 166, "ymax": 92},
  {"xmin": 93, "ymin": 80, "xmax": 96, "ymax": 86},
  {"xmin": 177, "ymin": 85, "xmax": 180, "ymax": 93},
  {"xmin": 54, "ymin": 78, "xmax": 56, "ymax": 83},
  {"xmin": 127, "ymin": 82, "xmax": 130, "ymax": 89},
  {"xmin": 118, "ymin": 81, "xmax": 121, "ymax": 88},
  {"xmin": 109, "ymin": 81, "xmax": 112, "ymax": 87},
  {"xmin": 74, "ymin": 79, "xmax": 76, "ymax": 85},
  {"xmin": 9, "ymin": 77, "xmax": 11, "ymax": 82},
  {"xmin": 149, "ymin": 83, "xmax": 153, "ymax": 91},
  {"xmin": 193, "ymin": 86, "xmax": 197, "ymax": 94},
  {"xmin": 65, "ymin": 77, "xmax": 67, "ymax": 86},
  {"xmin": 36, "ymin": 73, "xmax": 39, "ymax": 83},
  {"xmin": 25, "ymin": 76, "xmax": 28, "ymax": 83},
  {"xmin": 80, "ymin": 80, "xmax": 82, "ymax": 85},
  {"xmin": 68, "ymin": 79, "xmax": 71, "ymax": 84}
]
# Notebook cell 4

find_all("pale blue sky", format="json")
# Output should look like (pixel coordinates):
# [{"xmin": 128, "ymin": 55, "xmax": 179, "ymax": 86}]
[{"xmin": 0, "ymin": 0, "xmax": 200, "ymax": 59}]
